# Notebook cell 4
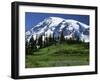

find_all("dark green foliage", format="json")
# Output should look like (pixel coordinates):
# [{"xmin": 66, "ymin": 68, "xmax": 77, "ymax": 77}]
[
  {"xmin": 60, "ymin": 31, "xmax": 65, "ymax": 43},
  {"xmin": 37, "ymin": 35, "xmax": 43, "ymax": 48},
  {"xmin": 29, "ymin": 35, "xmax": 35, "ymax": 49},
  {"xmin": 25, "ymin": 41, "xmax": 29, "ymax": 54},
  {"xmin": 48, "ymin": 34, "xmax": 54, "ymax": 45},
  {"xmin": 26, "ymin": 36, "xmax": 37, "ymax": 55},
  {"xmin": 45, "ymin": 37, "xmax": 49, "ymax": 46},
  {"xmin": 25, "ymin": 33, "xmax": 88, "ymax": 56}
]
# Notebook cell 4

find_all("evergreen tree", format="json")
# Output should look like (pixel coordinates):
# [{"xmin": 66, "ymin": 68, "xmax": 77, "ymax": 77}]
[
  {"xmin": 60, "ymin": 31, "xmax": 65, "ymax": 43},
  {"xmin": 37, "ymin": 35, "xmax": 43, "ymax": 48},
  {"xmin": 48, "ymin": 34, "xmax": 52, "ymax": 45},
  {"xmin": 25, "ymin": 41, "xmax": 29, "ymax": 55},
  {"xmin": 45, "ymin": 37, "xmax": 49, "ymax": 46},
  {"xmin": 52, "ymin": 33, "xmax": 56, "ymax": 44},
  {"xmin": 28, "ymin": 35, "xmax": 36, "ymax": 53}
]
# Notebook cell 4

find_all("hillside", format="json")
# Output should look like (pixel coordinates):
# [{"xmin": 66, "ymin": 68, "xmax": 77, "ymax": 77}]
[{"xmin": 26, "ymin": 43, "xmax": 89, "ymax": 68}]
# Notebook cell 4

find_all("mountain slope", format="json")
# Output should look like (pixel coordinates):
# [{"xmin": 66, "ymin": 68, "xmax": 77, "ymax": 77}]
[{"xmin": 26, "ymin": 17, "xmax": 89, "ymax": 43}]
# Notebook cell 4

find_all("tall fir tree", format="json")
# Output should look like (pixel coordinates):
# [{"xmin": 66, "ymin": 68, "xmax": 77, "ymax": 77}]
[
  {"xmin": 45, "ymin": 36, "xmax": 49, "ymax": 46},
  {"xmin": 37, "ymin": 35, "xmax": 43, "ymax": 48},
  {"xmin": 25, "ymin": 40, "xmax": 29, "ymax": 55},
  {"xmin": 29, "ymin": 35, "xmax": 36, "ymax": 52},
  {"xmin": 52, "ymin": 33, "xmax": 55, "ymax": 44},
  {"xmin": 48, "ymin": 34, "xmax": 52, "ymax": 45},
  {"xmin": 60, "ymin": 31, "xmax": 65, "ymax": 43}
]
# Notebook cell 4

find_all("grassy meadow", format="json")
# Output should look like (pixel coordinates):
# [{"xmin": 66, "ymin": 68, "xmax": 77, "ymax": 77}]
[{"xmin": 25, "ymin": 43, "xmax": 89, "ymax": 68}]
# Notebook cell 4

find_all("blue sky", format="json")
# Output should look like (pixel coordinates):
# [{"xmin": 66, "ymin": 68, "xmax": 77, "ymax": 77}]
[{"xmin": 25, "ymin": 12, "xmax": 89, "ymax": 31}]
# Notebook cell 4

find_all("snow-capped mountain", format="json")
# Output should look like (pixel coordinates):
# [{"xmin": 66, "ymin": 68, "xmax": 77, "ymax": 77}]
[{"xmin": 26, "ymin": 17, "xmax": 89, "ymax": 43}]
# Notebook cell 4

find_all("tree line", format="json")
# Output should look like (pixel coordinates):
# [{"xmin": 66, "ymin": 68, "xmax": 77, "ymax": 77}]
[{"xmin": 25, "ymin": 31, "xmax": 85, "ymax": 55}]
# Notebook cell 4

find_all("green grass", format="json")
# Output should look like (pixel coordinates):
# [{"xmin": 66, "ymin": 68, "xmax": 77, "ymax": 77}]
[{"xmin": 25, "ymin": 43, "xmax": 89, "ymax": 68}]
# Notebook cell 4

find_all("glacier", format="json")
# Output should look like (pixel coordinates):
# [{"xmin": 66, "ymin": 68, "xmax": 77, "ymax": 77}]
[{"xmin": 26, "ymin": 17, "xmax": 89, "ymax": 43}]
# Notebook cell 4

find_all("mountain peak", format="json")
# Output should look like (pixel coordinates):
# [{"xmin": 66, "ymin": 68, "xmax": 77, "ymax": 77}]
[
  {"xmin": 46, "ymin": 17, "xmax": 77, "ymax": 23},
  {"xmin": 48, "ymin": 16, "xmax": 64, "ymax": 20},
  {"xmin": 26, "ymin": 17, "xmax": 89, "ymax": 43}
]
